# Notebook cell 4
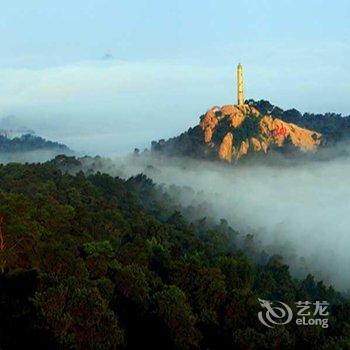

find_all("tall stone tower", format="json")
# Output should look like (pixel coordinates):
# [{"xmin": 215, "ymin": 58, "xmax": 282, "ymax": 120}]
[{"xmin": 237, "ymin": 63, "xmax": 244, "ymax": 105}]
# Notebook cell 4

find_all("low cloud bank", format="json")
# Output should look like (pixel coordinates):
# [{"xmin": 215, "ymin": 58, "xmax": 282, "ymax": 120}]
[{"xmin": 109, "ymin": 152, "xmax": 350, "ymax": 291}]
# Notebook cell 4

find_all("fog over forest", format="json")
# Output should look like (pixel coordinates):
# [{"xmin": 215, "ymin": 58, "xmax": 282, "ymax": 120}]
[{"xmin": 106, "ymin": 151, "xmax": 350, "ymax": 292}]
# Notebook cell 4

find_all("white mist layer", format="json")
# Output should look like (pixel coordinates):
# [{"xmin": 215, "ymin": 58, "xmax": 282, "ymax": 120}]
[{"xmin": 117, "ymin": 155, "xmax": 350, "ymax": 291}]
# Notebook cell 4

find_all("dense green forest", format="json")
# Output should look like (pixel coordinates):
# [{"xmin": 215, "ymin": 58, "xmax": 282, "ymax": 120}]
[{"xmin": 0, "ymin": 156, "xmax": 349, "ymax": 349}]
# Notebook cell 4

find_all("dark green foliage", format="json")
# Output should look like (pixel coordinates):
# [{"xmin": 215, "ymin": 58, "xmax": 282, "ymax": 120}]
[
  {"xmin": 153, "ymin": 285, "xmax": 201, "ymax": 349},
  {"xmin": 0, "ymin": 158, "xmax": 348, "ymax": 349},
  {"xmin": 231, "ymin": 114, "xmax": 261, "ymax": 147},
  {"xmin": 151, "ymin": 126, "xmax": 212, "ymax": 159}
]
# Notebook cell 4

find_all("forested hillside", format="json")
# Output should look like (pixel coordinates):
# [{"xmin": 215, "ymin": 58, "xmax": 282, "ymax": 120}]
[
  {"xmin": 0, "ymin": 156, "xmax": 349, "ymax": 349},
  {"xmin": 248, "ymin": 99, "xmax": 350, "ymax": 144}
]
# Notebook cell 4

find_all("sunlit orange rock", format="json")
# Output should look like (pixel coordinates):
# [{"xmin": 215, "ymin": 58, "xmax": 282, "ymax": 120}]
[
  {"xmin": 250, "ymin": 137, "xmax": 263, "ymax": 152},
  {"xmin": 218, "ymin": 133, "xmax": 233, "ymax": 162},
  {"xmin": 199, "ymin": 104, "xmax": 322, "ymax": 162},
  {"xmin": 200, "ymin": 109, "xmax": 219, "ymax": 143},
  {"xmin": 237, "ymin": 139, "xmax": 249, "ymax": 159}
]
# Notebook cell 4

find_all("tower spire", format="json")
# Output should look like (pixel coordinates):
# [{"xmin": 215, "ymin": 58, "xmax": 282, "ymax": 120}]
[{"xmin": 237, "ymin": 63, "xmax": 244, "ymax": 105}]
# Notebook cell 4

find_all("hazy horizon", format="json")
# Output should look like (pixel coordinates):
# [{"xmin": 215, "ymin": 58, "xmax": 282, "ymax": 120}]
[{"xmin": 0, "ymin": 0, "xmax": 349, "ymax": 155}]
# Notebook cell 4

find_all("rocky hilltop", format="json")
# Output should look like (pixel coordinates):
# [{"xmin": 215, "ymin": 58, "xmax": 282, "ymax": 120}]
[
  {"xmin": 201, "ymin": 104, "xmax": 322, "ymax": 162},
  {"xmin": 151, "ymin": 103, "xmax": 322, "ymax": 162}
]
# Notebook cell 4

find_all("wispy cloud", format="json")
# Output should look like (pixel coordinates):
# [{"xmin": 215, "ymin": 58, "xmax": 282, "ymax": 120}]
[{"xmin": 0, "ymin": 60, "xmax": 226, "ymax": 107}]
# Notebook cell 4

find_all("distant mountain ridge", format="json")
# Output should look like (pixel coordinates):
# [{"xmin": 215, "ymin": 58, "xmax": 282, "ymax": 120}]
[{"xmin": 0, "ymin": 133, "xmax": 70, "ymax": 153}]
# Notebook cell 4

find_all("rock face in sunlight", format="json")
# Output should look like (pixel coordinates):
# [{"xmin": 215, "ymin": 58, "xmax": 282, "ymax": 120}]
[
  {"xmin": 151, "ymin": 103, "xmax": 323, "ymax": 162},
  {"xmin": 218, "ymin": 132, "xmax": 233, "ymax": 161},
  {"xmin": 200, "ymin": 104, "xmax": 322, "ymax": 162}
]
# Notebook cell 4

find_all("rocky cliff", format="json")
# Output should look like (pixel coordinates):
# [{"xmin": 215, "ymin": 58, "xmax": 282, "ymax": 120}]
[
  {"xmin": 151, "ymin": 104, "xmax": 322, "ymax": 162},
  {"xmin": 200, "ymin": 104, "xmax": 322, "ymax": 162}
]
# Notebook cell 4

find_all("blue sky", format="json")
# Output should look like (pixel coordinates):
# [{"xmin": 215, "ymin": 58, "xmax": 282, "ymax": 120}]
[{"xmin": 0, "ymin": 0, "xmax": 349, "ymax": 155}]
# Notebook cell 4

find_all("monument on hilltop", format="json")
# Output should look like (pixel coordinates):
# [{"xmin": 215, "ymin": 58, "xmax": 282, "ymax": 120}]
[{"xmin": 237, "ymin": 63, "xmax": 244, "ymax": 105}]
